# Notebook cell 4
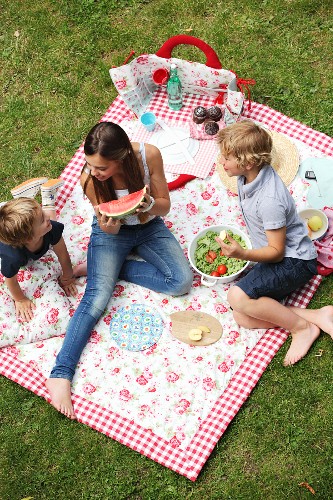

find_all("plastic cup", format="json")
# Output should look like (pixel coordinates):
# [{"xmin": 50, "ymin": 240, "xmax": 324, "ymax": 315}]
[
  {"xmin": 152, "ymin": 68, "xmax": 169, "ymax": 85},
  {"xmin": 140, "ymin": 112, "xmax": 156, "ymax": 132}
]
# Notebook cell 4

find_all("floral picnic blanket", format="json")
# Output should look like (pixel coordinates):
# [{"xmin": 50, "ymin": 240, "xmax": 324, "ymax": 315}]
[{"xmin": 0, "ymin": 93, "xmax": 331, "ymax": 481}]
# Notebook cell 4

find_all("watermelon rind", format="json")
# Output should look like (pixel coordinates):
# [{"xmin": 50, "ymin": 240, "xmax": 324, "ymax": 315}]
[{"xmin": 98, "ymin": 187, "xmax": 147, "ymax": 219}]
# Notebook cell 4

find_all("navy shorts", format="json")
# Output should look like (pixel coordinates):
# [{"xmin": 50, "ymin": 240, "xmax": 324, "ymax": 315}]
[{"xmin": 236, "ymin": 257, "xmax": 318, "ymax": 301}]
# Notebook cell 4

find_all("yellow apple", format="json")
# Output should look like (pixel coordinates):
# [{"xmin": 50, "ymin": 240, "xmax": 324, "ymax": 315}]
[{"xmin": 308, "ymin": 215, "xmax": 323, "ymax": 232}]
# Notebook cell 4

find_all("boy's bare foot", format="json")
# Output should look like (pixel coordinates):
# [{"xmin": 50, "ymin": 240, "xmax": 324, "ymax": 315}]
[
  {"xmin": 289, "ymin": 305, "xmax": 333, "ymax": 339},
  {"xmin": 45, "ymin": 378, "xmax": 76, "ymax": 419},
  {"xmin": 283, "ymin": 323, "xmax": 320, "ymax": 367},
  {"xmin": 73, "ymin": 262, "xmax": 87, "ymax": 278},
  {"xmin": 313, "ymin": 306, "xmax": 333, "ymax": 338}
]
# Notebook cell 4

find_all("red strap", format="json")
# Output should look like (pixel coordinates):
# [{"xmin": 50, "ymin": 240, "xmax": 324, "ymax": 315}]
[
  {"xmin": 236, "ymin": 78, "xmax": 256, "ymax": 110},
  {"xmin": 167, "ymin": 174, "xmax": 196, "ymax": 191},
  {"xmin": 156, "ymin": 35, "xmax": 223, "ymax": 69},
  {"xmin": 112, "ymin": 50, "xmax": 136, "ymax": 68},
  {"xmin": 213, "ymin": 83, "xmax": 229, "ymax": 105}
]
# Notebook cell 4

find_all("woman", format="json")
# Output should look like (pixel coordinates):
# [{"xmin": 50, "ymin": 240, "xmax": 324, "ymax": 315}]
[{"xmin": 46, "ymin": 122, "xmax": 193, "ymax": 418}]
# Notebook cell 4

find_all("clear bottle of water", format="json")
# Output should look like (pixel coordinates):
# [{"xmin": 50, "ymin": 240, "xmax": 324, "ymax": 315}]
[{"xmin": 167, "ymin": 64, "xmax": 183, "ymax": 110}]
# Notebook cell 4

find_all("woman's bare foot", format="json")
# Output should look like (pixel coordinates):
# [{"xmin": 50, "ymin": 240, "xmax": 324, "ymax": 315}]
[
  {"xmin": 45, "ymin": 378, "xmax": 76, "ymax": 419},
  {"xmin": 73, "ymin": 262, "xmax": 87, "ymax": 278},
  {"xmin": 283, "ymin": 323, "xmax": 321, "ymax": 366}
]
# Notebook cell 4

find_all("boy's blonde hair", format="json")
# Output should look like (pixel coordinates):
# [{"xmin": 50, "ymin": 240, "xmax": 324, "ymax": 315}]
[
  {"xmin": 216, "ymin": 120, "xmax": 272, "ymax": 169},
  {"xmin": 0, "ymin": 198, "xmax": 40, "ymax": 248}
]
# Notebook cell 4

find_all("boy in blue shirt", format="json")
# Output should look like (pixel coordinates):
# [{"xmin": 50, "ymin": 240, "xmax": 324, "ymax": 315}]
[{"xmin": 216, "ymin": 120, "xmax": 333, "ymax": 366}]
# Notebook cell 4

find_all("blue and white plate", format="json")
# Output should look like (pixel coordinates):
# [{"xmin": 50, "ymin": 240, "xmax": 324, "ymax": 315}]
[{"xmin": 110, "ymin": 304, "xmax": 164, "ymax": 351}]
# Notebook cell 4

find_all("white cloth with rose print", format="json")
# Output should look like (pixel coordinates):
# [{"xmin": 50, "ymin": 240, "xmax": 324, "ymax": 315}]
[{"xmin": 0, "ymin": 135, "xmax": 321, "ymax": 451}]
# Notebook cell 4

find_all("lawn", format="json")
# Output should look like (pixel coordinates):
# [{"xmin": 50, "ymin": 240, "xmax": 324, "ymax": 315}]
[{"xmin": 0, "ymin": 0, "xmax": 332, "ymax": 499}]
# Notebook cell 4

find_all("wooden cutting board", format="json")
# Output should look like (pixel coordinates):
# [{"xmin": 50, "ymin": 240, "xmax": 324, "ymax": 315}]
[{"xmin": 170, "ymin": 311, "xmax": 223, "ymax": 346}]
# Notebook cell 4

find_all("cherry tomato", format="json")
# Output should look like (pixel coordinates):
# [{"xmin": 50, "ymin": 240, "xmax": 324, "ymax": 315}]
[
  {"xmin": 217, "ymin": 264, "xmax": 228, "ymax": 275},
  {"xmin": 208, "ymin": 250, "xmax": 217, "ymax": 260},
  {"xmin": 210, "ymin": 271, "xmax": 220, "ymax": 277},
  {"xmin": 219, "ymin": 251, "xmax": 224, "ymax": 257}
]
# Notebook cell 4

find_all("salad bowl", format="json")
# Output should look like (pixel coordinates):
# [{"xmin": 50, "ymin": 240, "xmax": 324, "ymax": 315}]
[{"xmin": 188, "ymin": 225, "xmax": 252, "ymax": 286}]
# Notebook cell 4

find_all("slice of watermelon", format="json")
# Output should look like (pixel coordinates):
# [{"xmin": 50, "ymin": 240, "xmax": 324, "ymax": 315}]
[{"xmin": 98, "ymin": 187, "xmax": 147, "ymax": 219}]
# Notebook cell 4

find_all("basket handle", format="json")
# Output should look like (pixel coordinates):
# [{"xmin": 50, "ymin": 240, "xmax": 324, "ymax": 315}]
[{"xmin": 156, "ymin": 35, "xmax": 223, "ymax": 69}]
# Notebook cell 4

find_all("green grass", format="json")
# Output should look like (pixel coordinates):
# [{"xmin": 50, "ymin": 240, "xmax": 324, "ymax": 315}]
[{"xmin": 1, "ymin": 0, "xmax": 333, "ymax": 498}]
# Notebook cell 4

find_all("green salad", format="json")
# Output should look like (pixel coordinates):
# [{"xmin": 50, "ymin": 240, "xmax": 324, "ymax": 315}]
[{"xmin": 194, "ymin": 230, "xmax": 248, "ymax": 277}]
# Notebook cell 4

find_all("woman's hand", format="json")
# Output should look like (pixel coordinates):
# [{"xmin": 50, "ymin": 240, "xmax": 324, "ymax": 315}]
[
  {"xmin": 136, "ymin": 185, "xmax": 154, "ymax": 214},
  {"xmin": 94, "ymin": 206, "xmax": 122, "ymax": 234}
]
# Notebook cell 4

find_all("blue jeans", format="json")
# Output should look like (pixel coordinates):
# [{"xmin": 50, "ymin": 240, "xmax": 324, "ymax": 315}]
[{"xmin": 50, "ymin": 216, "xmax": 193, "ymax": 380}]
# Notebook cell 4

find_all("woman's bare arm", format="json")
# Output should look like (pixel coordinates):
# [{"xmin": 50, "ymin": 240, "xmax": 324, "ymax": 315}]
[{"xmin": 142, "ymin": 143, "xmax": 170, "ymax": 216}]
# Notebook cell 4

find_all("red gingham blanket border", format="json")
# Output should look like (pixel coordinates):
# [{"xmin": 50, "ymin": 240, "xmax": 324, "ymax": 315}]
[
  {"xmin": 244, "ymin": 101, "xmax": 333, "ymax": 157},
  {"xmin": 0, "ymin": 275, "xmax": 321, "ymax": 481}
]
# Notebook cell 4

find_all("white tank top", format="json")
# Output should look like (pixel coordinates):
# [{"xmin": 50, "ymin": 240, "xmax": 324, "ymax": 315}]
[
  {"xmin": 115, "ymin": 143, "xmax": 155, "ymax": 225},
  {"xmin": 85, "ymin": 143, "xmax": 156, "ymax": 225}
]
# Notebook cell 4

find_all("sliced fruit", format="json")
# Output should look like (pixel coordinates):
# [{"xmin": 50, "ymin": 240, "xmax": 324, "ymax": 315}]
[
  {"xmin": 219, "ymin": 230, "xmax": 226, "ymax": 240},
  {"xmin": 197, "ymin": 325, "xmax": 210, "ymax": 333},
  {"xmin": 207, "ymin": 250, "xmax": 217, "ymax": 260},
  {"xmin": 188, "ymin": 328, "xmax": 203, "ymax": 341},
  {"xmin": 98, "ymin": 187, "xmax": 147, "ymax": 219}
]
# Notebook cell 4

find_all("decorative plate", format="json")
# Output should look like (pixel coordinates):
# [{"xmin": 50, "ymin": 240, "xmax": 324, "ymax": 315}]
[{"xmin": 110, "ymin": 304, "xmax": 164, "ymax": 351}]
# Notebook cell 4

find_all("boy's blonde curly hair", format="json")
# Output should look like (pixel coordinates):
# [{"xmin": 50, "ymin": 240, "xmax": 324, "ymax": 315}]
[
  {"xmin": 0, "ymin": 198, "xmax": 40, "ymax": 248},
  {"xmin": 216, "ymin": 120, "xmax": 272, "ymax": 169}
]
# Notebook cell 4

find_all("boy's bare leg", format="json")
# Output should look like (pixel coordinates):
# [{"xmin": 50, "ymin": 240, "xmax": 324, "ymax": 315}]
[
  {"xmin": 228, "ymin": 287, "xmax": 321, "ymax": 366},
  {"xmin": 232, "ymin": 310, "xmax": 276, "ymax": 330},
  {"xmin": 233, "ymin": 304, "xmax": 333, "ymax": 338},
  {"xmin": 45, "ymin": 378, "xmax": 76, "ymax": 419},
  {"xmin": 287, "ymin": 305, "xmax": 333, "ymax": 339},
  {"xmin": 233, "ymin": 308, "xmax": 320, "ymax": 366},
  {"xmin": 283, "ymin": 305, "xmax": 333, "ymax": 366},
  {"xmin": 283, "ymin": 325, "xmax": 320, "ymax": 366}
]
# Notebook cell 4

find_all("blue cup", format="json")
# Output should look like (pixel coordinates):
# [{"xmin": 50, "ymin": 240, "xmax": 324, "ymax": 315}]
[{"xmin": 140, "ymin": 112, "xmax": 156, "ymax": 132}]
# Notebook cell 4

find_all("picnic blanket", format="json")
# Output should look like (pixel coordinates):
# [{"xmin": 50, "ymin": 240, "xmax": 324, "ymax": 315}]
[{"xmin": 0, "ymin": 90, "xmax": 332, "ymax": 481}]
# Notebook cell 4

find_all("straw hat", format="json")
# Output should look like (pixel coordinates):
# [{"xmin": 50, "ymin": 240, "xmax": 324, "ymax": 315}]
[{"xmin": 216, "ymin": 130, "xmax": 299, "ymax": 193}]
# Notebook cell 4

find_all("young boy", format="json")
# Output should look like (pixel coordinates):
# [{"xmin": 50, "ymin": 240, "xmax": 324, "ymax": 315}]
[
  {"xmin": 216, "ymin": 120, "xmax": 333, "ymax": 366},
  {"xmin": 0, "ymin": 178, "xmax": 85, "ymax": 322}
]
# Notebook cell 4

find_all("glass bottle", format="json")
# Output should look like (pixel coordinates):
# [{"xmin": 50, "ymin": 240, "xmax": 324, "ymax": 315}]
[{"xmin": 167, "ymin": 64, "xmax": 183, "ymax": 110}]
